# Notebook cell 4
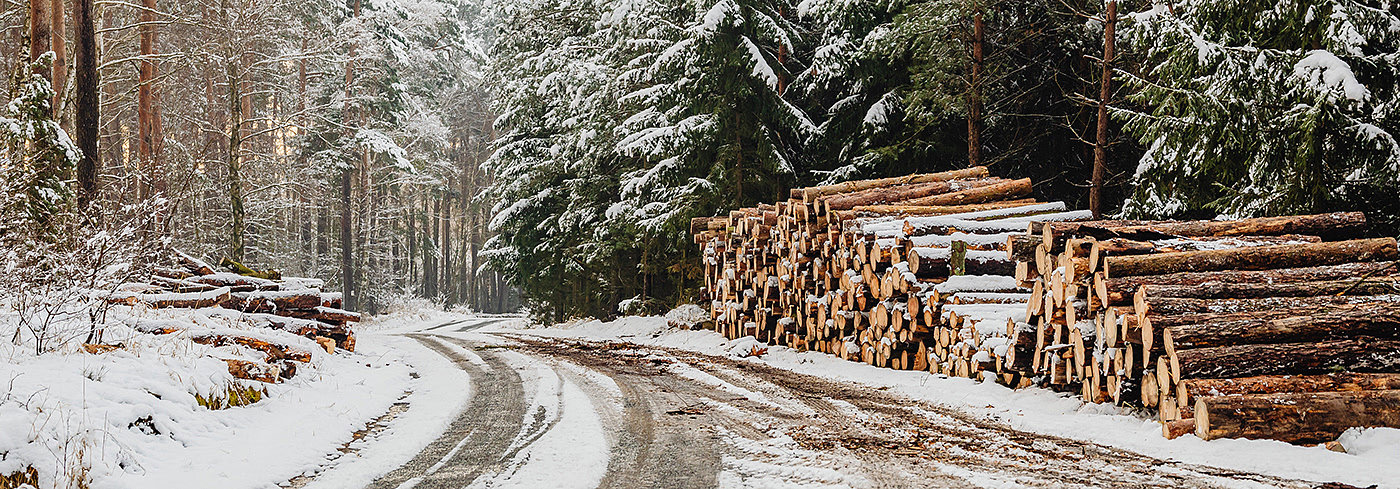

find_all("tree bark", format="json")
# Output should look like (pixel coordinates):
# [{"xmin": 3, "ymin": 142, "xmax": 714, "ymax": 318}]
[
  {"xmin": 29, "ymin": 0, "xmax": 51, "ymax": 83},
  {"xmin": 1044, "ymin": 212, "xmax": 1368, "ymax": 250},
  {"xmin": 1090, "ymin": 0, "xmax": 1116, "ymax": 219},
  {"xmin": 137, "ymin": 0, "xmax": 162, "ymax": 196},
  {"xmin": 1105, "ymin": 238, "xmax": 1397, "ymax": 278},
  {"xmin": 834, "ymin": 199, "xmax": 1038, "ymax": 220},
  {"xmin": 794, "ymin": 167, "xmax": 989, "ymax": 202},
  {"xmin": 1136, "ymin": 277, "xmax": 1400, "ymax": 301},
  {"xmin": 1172, "ymin": 339, "xmax": 1400, "ymax": 381},
  {"xmin": 49, "ymin": 0, "xmax": 65, "ymax": 114},
  {"xmin": 1177, "ymin": 373, "xmax": 1400, "ymax": 419},
  {"xmin": 968, "ymin": 10, "xmax": 983, "ymax": 168},
  {"xmin": 73, "ymin": 0, "xmax": 96, "ymax": 207},
  {"xmin": 820, "ymin": 178, "xmax": 1004, "ymax": 213},
  {"xmin": 339, "ymin": 0, "xmax": 362, "ymax": 310},
  {"xmin": 1163, "ymin": 303, "xmax": 1400, "ymax": 351},
  {"xmin": 1132, "ymin": 295, "xmax": 1400, "ymax": 317},
  {"xmin": 1097, "ymin": 261, "xmax": 1390, "ymax": 305},
  {"xmin": 1194, "ymin": 390, "xmax": 1400, "ymax": 443},
  {"xmin": 898, "ymin": 178, "xmax": 1033, "ymax": 206}
]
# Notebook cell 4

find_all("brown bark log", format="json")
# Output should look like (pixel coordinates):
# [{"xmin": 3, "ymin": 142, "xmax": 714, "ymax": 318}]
[
  {"xmin": 821, "ymin": 178, "xmax": 1006, "ymax": 214},
  {"xmin": 1105, "ymin": 238, "xmax": 1397, "ymax": 278},
  {"xmin": 793, "ymin": 167, "xmax": 989, "ymax": 202},
  {"xmin": 1137, "ymin": 277, "xmax": 1400, "ymax": 301},
  {"xmin": 1173, "ymin": 339, "xmax": 1400, "ymax": 381},
  {"xmin": 1091, "ymin": 235, "xmax": 1321, "ymax": 258},
  {"xmin": 222, "ymin": 291, "xmax": 323, "ymax": 313},
  {"xmin": 1100, "ymin": 262, "xmax": 1395, "ymax": 305},
  {"xmin": 1045, "ymin": 212, "xmax": 1368, "ymax": 251},
  {"xmin": 193, "ymin": 335, "xmax": 313, "ymax": 363},
  {"xmin": 1163, "ymin": 303, "xmax": 1400, "ymax": 352},
  {"xmin": 898, "ymin": 178, "xmax": 1033, "ymax": 206},
  {"xmin": 1194, "ymin": 390, "xmax": 1400, "ymax": 443},
  {"xmin": 108, "ymin": 288, "xmax": 231, "ymax": 309},
  {"xmin": 1177, "ymin": 373, "xmax": 1400, "ymax": 413},
  {"xmin": 1136, "ymin": 295, "xmax": 1400, "ymax": 316},
  {"xmin": 224, "ymin": 359, "xmax": 283, "ymax": 383},
  {"xmin": 836, "ymin": 199, "xmax": 1037, "ymax": 220}
]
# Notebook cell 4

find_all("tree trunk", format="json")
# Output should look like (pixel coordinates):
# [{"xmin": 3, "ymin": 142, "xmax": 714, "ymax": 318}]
[
  {"xmin": 1105, "ymin": 238, "xmax": 1397, "ymax": 278},
  {"xmin": 1090, "ymin": 0, "xmax": 1116, "ymax": 219},
  {"xmin": 1163, "ymin": 303, "xmax": 1400, "ymax": 352},
  {"xmin": 73, "ymin": 0, "xmax": 96, "ymax": 208},
  {"xmin": 1099, "ymin": 261, "xmax": 1392, "ymax": 306},
  {"xmin": 442, "ymin": 184, "xmax": 453, "ymax": 304},
  {"xmin": 795, "ymin": 167, "xmax": 989, "ymax": 202},
  {"xmin": 1136, "ymin": 277, "xmax": 1400, "ymax": 301},
  {"xmin": 968, "ymin": 10, "xmax": 983, "ymax": 168},
  {"xmin": 1172, "ymin": 339, "xmax": 1400, "ymax": 381},
  {"xmin": 226, "ymin": 61, "xmax": 244, "ymax": 261},
  {"xmin": 1194, "ymin": 390, "xmax": 1400, "ymax": 444},
  {"xmin": 339, "ymin": 0, "xmax": 362, "ymax": 309},
  {"xmin": 1044, "ymin": 212, "xmax": 1368, "ymax": 250},
  {"xmin": 29, "ymin": 0, "xmax": 51, "ymax": 83},
  {"xmin": 49, "ymin": 0, "xmax": 64, "ymax": 115},
  {"xmin": 1131, "ymin": 295, "xmax": 1400, "ymax": 317},
  {"xmin": 820, "ymin": 178, "xmax": 1005, "ymax": 213},
  {"xmin": 138, "ymin": 0, "xmax": 161, "ymax": 197},
  {"xmin": 1176, "ymin": 373, "xmax": 1400, "ymax": 421},
  {"xmin": 898, "ymin": 178, "xmax": 1033, "ymax": 206}
]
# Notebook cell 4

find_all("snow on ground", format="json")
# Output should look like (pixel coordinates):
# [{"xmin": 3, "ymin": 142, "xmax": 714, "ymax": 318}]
[
  {"xmin": 486, "ymin": 314, "xmax": 1400, "ymax": 489},
  {"xmin": 0, "ymin": 302, "xmax": 475, "ymax": 489}
]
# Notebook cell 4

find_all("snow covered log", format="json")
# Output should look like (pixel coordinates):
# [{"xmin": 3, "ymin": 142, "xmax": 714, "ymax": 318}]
[
  {"xmin": 221, "ymin": 291, "xmax": 324, "ymax": 313},
  {"xmin": 791, "ymin": 166, "xmax": 989, "ymax": 202},
  {"xmin": 898, "ymin": 178, "xmax": 1033, "ymax": 206},
  {"xmin": 224, "ymin": 359, "xmax": 286, "ymax": 383},
  {"xmin": 107, "ymin": 287, "xmax": 232, "ymax": 309},
  {"xmin": 1194, "ymin": 390, "xmax": 1400, "ymax": 443},
  {"xmin": 1041, "ymin": 212, "xmax": 1368, "ymax": 251},
  {"xmin": 1095, "ymin": 261, "xmax": 1397, "ymax": 305},
  {"xmin": 191, "ymin": 334, "xmax": 314, "ymax": 363},
  {"xmin": 1104, "ymin": 238, "xmax": 1397, "ymax": 277},
  {"xmin": 1170, "ymin": 339, "xmax": 1400, "ymax": 381}
]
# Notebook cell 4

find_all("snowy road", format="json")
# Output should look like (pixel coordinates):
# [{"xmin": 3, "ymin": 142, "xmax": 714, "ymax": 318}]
[{"xmin": 332, "ymin": 317, "xmax": 1324, "ymax": 489}]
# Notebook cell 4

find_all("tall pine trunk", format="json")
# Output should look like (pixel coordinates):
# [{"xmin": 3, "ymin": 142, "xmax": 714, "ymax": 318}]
[
  {"xmin": 968, "ymin": 10, "xmax": 984, "ymax": 168},
  {"xmin": 50, "ymin": 0, "xmax": 64, "ymax": 116},
  {"xmin": 73, "ymin": 0, "xmax": 96, "ymax": 208},
  {"xmin": 1091, "ymin": 1, "xmax": 1117, "ymax": 219},
  {"xmin": 138, "ymin": 0, "xmax": 162, "ymax": 198},
  {"xmin": 29, "ymin": 0, "xmax": 51, "ymax": 83},
  {"xmin": 339, "ymin": 0, "xmax": 362, "ymax": 310}
]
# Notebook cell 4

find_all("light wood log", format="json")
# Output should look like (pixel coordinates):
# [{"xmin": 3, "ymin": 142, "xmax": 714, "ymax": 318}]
[{"xmin": 794, "ymin": 167, "xmax": 990, "ymax": 202}]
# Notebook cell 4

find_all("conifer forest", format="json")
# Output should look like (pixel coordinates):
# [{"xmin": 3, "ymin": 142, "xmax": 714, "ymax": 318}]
[{"xmin": 0, "ymin": 0, "xmax": 1396, "ymax": 322}]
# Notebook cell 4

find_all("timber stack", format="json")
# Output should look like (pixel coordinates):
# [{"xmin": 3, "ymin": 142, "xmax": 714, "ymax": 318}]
[
  {"xmin": 692, "ymin": 170, "xmax": 1400, "ymax": 447},
  {"xmin": 105, "ymin": 251, "xmax": 361, "ymax": 383},
  {"xmin": 1014, "ymin": 212, "xmax": 1400, "ymax": 445},
  {"xmin": 690, "ymin": 167, "xmax": 1087, "ymax": 382}
]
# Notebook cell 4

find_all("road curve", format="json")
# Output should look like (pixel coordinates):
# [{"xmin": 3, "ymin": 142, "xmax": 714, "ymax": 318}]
[{"xmin": 351, "ymin": 323, "xmax": 1322, "ymax": 489}]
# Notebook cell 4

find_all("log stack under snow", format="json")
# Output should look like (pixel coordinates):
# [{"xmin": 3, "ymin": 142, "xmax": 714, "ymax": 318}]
[
  {"xmin": 693, "ymin": 169, "xmax": 1400, "ymax": 447},
  {"xmin": 106, "ymin": 251, "xmax": 361, "ymax": 383}
]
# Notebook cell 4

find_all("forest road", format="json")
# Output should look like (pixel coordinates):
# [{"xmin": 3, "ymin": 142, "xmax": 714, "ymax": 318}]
[{"xmin": 363, "ymin": 322, "xmax": 1323, "ymax": 489}]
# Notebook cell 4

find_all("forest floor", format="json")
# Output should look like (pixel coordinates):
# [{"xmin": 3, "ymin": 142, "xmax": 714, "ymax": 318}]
[{"xmin": 294, "ymin": 313, "xmax": 1400, "ymax": 489}]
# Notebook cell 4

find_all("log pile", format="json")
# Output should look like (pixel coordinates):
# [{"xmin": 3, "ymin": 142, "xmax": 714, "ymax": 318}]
[
  {"xmin": 1014, "ymin": 212, "xmax": 1400, "ymax": 444},
  {"xmin": 693, "ymin": 173, "xmax": 1400, "ymax": 446},
  {"xmin": 106, "ymin": 251, "xmax": 359, "ymax": 383},
  {"xmin": 692, "ymin": 167, "xmax": 1087, "ymax": 379}
]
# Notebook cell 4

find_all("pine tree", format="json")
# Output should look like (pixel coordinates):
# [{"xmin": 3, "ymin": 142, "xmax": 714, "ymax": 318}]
[{"xmin": 1119, "ymin": 0, "xmax": 1400, "ymax": 232}]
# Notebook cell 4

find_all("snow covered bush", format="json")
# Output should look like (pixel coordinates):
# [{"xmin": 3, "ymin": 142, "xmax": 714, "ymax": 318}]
[{"xmin": 664, "ymin": 303, "xmax": 710, "ymax": 330}]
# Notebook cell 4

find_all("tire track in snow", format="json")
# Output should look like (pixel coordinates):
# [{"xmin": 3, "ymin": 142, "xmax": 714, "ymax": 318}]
[{"xmin": 366, "ymin": 335, "xmax": 527, "ymax": 489}]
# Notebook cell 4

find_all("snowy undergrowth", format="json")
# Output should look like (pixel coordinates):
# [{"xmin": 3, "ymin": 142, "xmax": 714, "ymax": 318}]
[
  {"xmin": 489, "ymin": 314, "xmax": 1400, "ymax": 488},
  {"xmin": 0, "ymin": 304, "xmax": 415, "ymax": 489}
]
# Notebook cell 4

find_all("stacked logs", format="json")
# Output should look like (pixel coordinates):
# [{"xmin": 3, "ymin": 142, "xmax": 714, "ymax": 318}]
[
  {"xmin": 106, "ymin": 251, "xmax": 360, "ymax": 383},
  {"xmin": 1016, "ymin": 212, "xmax": 1400, "ymax": 444},
  {"xmin": 692, "ymin": 167, "xmax": 1090, "ymax": 379}
]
